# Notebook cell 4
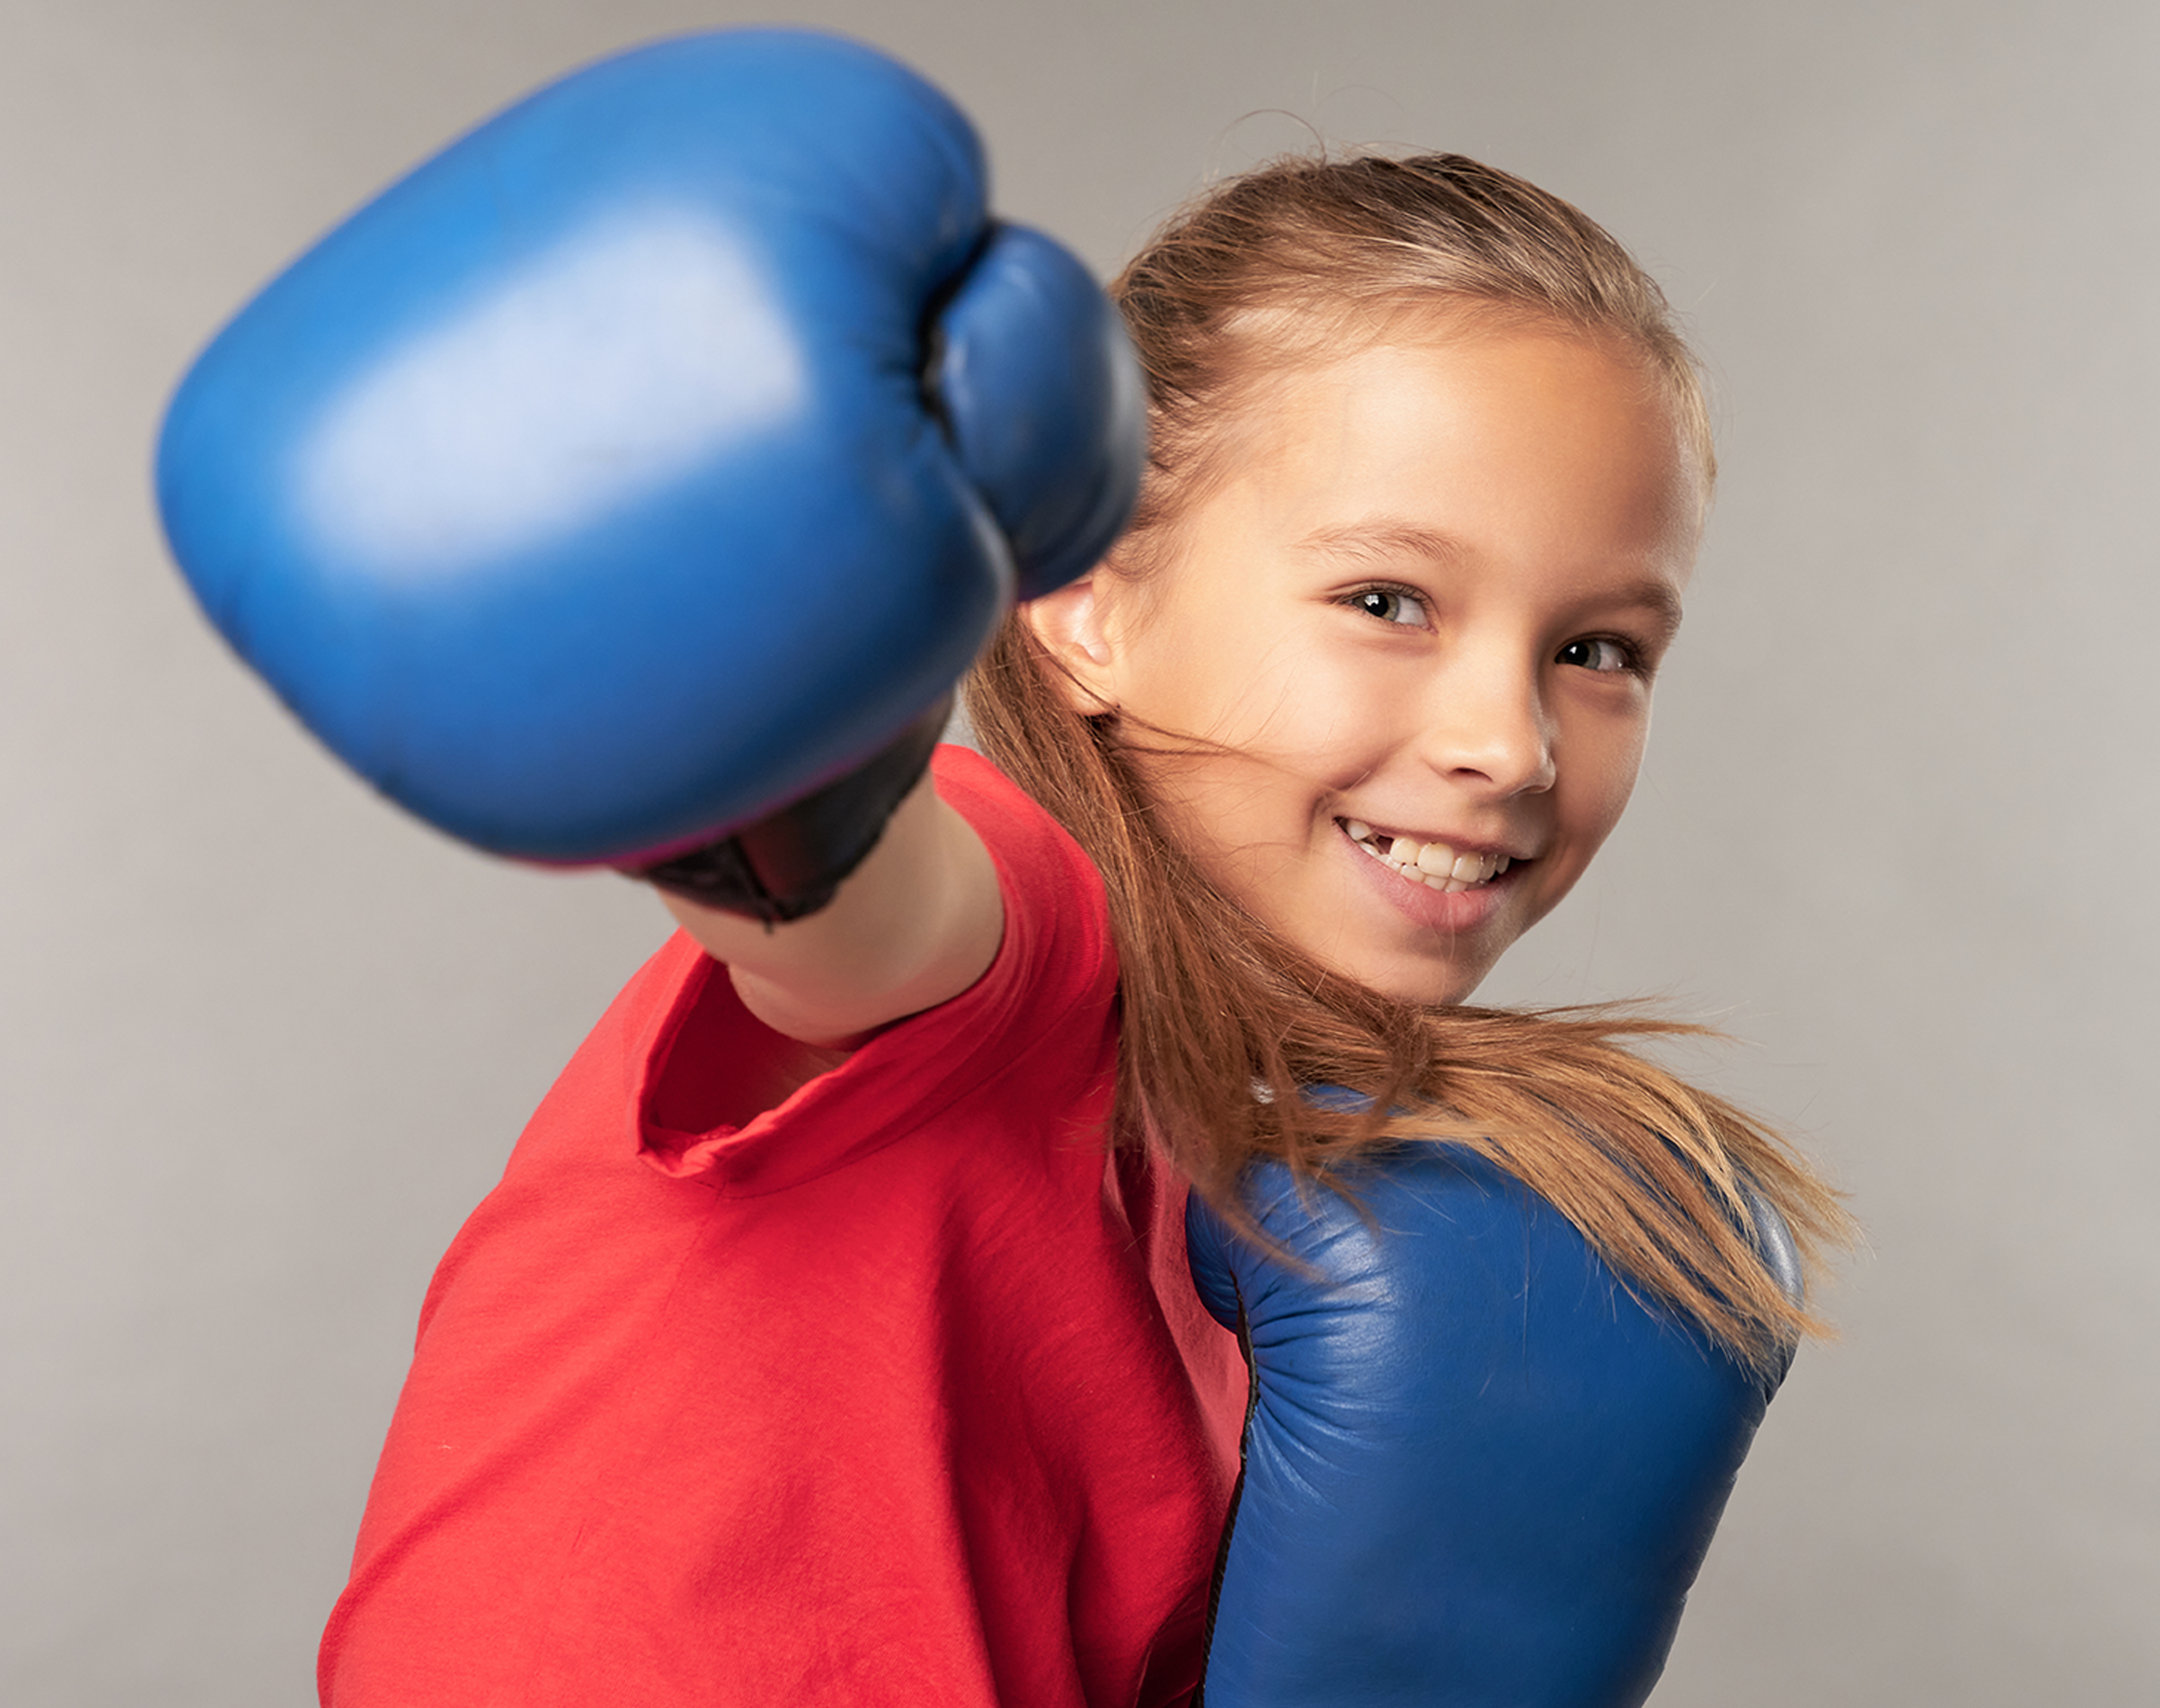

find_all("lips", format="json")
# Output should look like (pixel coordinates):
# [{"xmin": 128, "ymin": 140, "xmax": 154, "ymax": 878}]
[{"xmin": 1341, "ymin": 818, "xmax": 1517, "ymax": 894}]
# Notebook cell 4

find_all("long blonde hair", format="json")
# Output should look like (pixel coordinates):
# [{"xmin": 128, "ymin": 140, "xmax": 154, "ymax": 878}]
[{"xmin": 967, "ymin": 152, "xmax": 1849, "ymax": 1369}]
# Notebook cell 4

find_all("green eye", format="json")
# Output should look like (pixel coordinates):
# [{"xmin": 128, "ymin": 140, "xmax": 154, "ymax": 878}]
[
  {"xmin": 1557, "ymin": 637, "xmax": 1634, "ymax": 673},
  {"xmin": 1351, "ymin": 586, "xmax": 1426, "ymax": 626}
]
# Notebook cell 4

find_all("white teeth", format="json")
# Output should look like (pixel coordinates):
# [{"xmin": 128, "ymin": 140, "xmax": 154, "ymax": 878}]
[{"xmin": 1342, "ymin": 819, "xmax": 1513, "ymax": 892}]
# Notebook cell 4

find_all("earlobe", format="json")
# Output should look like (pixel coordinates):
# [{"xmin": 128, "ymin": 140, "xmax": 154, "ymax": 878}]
[{"xmin": 1020, "ymin": 573, "xmax": 1121, "ymax": 713}]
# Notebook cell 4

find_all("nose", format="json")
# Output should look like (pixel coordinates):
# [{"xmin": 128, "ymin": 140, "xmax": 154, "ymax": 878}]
[{"xmin": 1419, "ymin": 657, "xmax": 1556, "ymax": 797}]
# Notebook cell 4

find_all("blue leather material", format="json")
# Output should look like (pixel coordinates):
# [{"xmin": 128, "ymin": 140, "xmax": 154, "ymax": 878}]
[
  {"xmin": 1744, "ymin": 1184, "xmax": 1805, "ymax": 1332},
  {"xmin": 156, "ymin": 30, "xmax": 1141, "ymax": 862},
  {"xmin": 932, "ymin": 222, "xmax": 1145, "ymax": 601},
  {"xmin": 1187, "ymin": 1146, "xmax": 1783, "ymax": 1707}
]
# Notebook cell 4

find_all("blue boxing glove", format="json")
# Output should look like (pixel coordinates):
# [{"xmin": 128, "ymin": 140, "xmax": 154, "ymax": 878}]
[
  {"xmin": 1186, "ymin": 1146, "xmax": 1799, "ymax": 1707},
  {"xmin": 157, "ymin": 30, "xmax": 1141, "ymax": 896}
]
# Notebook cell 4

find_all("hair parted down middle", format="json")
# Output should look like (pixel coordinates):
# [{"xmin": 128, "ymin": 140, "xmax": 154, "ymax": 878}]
[{"xmin": 967, "ymin": 152, "xmax": 1850, "ymax": 1370}]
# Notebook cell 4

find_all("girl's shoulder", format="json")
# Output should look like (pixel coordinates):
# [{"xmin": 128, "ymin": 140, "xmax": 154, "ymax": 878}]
[{"xmin": 931, "ymin": 741, "xmax": 1116, "ymax": 982}]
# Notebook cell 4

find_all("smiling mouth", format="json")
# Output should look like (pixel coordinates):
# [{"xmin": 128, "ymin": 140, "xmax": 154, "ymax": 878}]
[{"xmin": 1340, "ymin": 819, "xmax": 1517, "ymax": 894}]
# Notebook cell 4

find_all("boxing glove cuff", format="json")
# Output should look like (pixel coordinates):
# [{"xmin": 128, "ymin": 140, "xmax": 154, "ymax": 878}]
[{"xmin": 632, "ymin": 698, "xmax": 950, "ymax": 925}]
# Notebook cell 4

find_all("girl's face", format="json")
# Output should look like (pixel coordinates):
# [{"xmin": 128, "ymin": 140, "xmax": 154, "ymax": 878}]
[{"xmin": 1038, "ymin": 319, "xmax": 1700, "ymax": 1007}]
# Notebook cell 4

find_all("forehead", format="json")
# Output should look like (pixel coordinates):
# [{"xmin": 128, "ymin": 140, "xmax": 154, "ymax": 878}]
[
  {"xmin": 1203, "ymin": 319, "xmax": 1703, "ymax": 579},
  {"xmin": 1237, "ymin": 297, "xmax": 1710, "ymax": 480}
]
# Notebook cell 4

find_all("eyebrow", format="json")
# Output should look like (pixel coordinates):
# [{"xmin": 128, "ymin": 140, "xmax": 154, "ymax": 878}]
[
  {"xmin": 1297, "ymin": 518, "xmax": 1687, "ymax": 643},
  {"xmin": 1296, "ymin": 519, "xmax": 1470, "ymax": 568},
  {"xmin": 1616, "ymin": 579, "xmax": 1687, "ymax": 646}
]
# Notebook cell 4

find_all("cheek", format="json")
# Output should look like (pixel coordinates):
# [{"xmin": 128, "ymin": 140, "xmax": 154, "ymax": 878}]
[
  {"xmin": 1131, "ymin": 746, "xmax": 1301, "ymax": 878},
  {"xmin": 1179, "ymin": 641, "xmax": 1398, "ymax": 788},
  {"xmin": 1560, "ymin": 716, "xmax": 1651, "ymax": 857},
  {"xmin": 1113, "ymin": 607, "xmax": 1253, "ymax": 739},
  {"xmin": 1121, "ymin": 736, "xmax": 1333, "ymax": 935}
]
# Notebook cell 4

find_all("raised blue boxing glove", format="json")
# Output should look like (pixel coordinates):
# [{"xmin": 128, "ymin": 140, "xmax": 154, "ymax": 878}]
[
  {"xmin": 1187, "ymin": 1147, "xmax": 1800, "ymax": 1707},
  {"xmin": 157, "ymin": 30, "xmax": 1141, "ymax": 899}
]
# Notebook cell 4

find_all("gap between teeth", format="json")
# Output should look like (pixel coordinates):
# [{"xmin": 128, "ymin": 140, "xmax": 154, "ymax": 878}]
[{"xmin": 1344, "ymin": 819, "xmax": 1511, "ymax": 893}]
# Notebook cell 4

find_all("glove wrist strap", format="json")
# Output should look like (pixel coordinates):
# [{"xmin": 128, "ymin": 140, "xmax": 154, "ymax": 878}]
[{"xmin": 632, "ymin": 697, "xmax": 951, "ymax": 925}]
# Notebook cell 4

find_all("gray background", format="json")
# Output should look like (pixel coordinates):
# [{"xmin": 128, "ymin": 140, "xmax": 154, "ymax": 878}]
[{"xmin": 3, "ymin": 0, "xmax": 2151, "ymax": 1701}]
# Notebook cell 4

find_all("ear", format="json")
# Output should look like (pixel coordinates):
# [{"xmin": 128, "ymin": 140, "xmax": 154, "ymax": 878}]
[{"xmin": 1020, "ymin": 572, "xmax": 1123, "ymax": 714}]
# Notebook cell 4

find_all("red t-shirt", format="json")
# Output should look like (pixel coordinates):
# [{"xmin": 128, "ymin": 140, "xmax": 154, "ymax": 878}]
[{"xmin": 318, "ymin": 748, "xmax": 1248, "ymax": 1707}]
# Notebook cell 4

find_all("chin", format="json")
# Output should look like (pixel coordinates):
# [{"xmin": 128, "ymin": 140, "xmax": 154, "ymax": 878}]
[
  {"xmin": 1321, "ymin": 940, "xmax": 1497, "ymax": 1010},
  {"xmin": 1388, "ymin": 970, "xmax": 1491, "ymax": 1010}
]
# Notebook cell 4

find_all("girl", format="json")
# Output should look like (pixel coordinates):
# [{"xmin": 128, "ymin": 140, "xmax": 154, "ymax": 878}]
[
  {"xmin": 160, "ymin": 32, "xmax": 1846, "ymax": 1708},
  {"xmin": 972, "ymin": 152, "xmax": 1842, "ymax": 1359}
]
